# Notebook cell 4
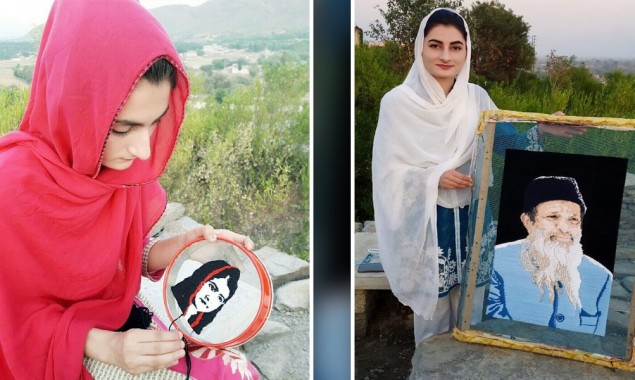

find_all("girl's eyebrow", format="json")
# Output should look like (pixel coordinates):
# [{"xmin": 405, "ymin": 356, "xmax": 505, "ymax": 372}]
[
  {"xmin": 114, "ymin": 106, "xmax": 169, "ymax": 127},
  {"xmin": 427, "ymin": 39, "xmax": 464, "ymax": 46}
]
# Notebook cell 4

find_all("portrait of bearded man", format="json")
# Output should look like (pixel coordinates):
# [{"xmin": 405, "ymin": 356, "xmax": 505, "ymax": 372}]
[{"xmin": 486, "ymin": 176, "xmax": 613, "ymax": 336}]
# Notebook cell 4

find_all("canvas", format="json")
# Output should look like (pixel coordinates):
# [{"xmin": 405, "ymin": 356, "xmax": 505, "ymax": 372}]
[{"xmin": 455, "ymin": 110, "xmax": 635, "ymax": 372}]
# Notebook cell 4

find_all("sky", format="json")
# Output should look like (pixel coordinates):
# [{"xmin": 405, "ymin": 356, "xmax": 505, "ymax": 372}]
[
  {"xmin": 355, "ymin": 0, "xmax": 635, "ymax": 60},
  {"xmin": 0, "ymin": 0, "xmax": 208, "ymax": 40}
]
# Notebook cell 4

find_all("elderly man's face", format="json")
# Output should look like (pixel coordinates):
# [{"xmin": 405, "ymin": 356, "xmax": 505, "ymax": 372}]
[{"xmin": 522, "ymin": 200, "xmax": 582, "ymax": 245}]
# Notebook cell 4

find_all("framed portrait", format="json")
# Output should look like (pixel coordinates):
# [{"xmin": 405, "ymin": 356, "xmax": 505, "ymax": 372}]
[
  {"xmin": 455, "ymin": 110, "xmax": 635, "ymax": 371},
  {"xmin": 163, "ymin": 237, "xmax": 273, "ymax": 348}
]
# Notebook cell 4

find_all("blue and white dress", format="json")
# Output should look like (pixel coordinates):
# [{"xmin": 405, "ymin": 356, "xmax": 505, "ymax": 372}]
[{"xmin": 486, "ymin": 239, "xmax": 612, "ymax": 336}]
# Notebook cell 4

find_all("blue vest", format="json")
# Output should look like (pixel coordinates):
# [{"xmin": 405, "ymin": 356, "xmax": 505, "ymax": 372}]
[{"xmin": 486, "ymin": 239, "xmax": 612, "ymax": 336}]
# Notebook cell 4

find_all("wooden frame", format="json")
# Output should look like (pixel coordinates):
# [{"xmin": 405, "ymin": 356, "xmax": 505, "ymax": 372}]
[{"xmin": 455, "ymin": 110, "xmax": 635, "ymax": 371}]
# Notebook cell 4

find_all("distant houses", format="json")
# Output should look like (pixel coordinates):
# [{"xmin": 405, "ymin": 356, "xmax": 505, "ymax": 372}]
[
  {"xmin": 178, "ymin": 43, "xmax": 256, "ymax": 75},
  {"xmin": 222, "ymin": 63, "xmax": 249, "ymax": 75}
]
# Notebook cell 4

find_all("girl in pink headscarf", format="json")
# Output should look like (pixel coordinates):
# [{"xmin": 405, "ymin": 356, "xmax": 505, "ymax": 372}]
[{"xmin": 0, "ymin": 1, "xmax": 259, "ymax": 379}]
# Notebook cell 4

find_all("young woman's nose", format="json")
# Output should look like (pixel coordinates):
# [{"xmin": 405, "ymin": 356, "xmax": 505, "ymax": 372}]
[
  {"xmin": 127, "ymin": 128, "xmax": 152, "ymax": 160},
  {"xmin": 440, "ymin": 47, "xmax": 451, "ymax": 61}
]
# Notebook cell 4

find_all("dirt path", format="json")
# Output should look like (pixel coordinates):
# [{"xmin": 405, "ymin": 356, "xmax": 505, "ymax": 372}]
[{"xmin": 354, "ymin": 290, "xmax": 415, "ymax": 380}]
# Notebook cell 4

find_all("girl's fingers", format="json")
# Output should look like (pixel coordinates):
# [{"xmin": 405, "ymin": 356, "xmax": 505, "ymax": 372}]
[
  {"xmin": 134, "ymin": 349, "xmax": 185, "ymax": 372},
  {"xmin": 139, "ymin": 339, "xmax": 185, "ymax": 356},
  {"xmin": 119, "ymin": 329, "xmax": 185, "ymax": 374},
  {"xmin": 215, "ymin": 229, "xmax": 255, "ymax": 250},
  {"xmin": 133, "ymin": 329, "xmax": 182, "ymax": 343},
  {"xmin": 202, "ymin": 225, "xmax": 217, "ymax": 241},
  {"xmin": 242, "ymin": 235, "xmax": 255, "ymax": 250}
]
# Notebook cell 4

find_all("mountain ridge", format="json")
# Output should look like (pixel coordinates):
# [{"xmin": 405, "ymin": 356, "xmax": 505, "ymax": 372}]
[
  {"xmin": 149, "ymin": 0, "xmax": 309, "ymax": 39},
  {"xmin": 4, "ymin": 0, "xmax": 309, "ymax": 42}
]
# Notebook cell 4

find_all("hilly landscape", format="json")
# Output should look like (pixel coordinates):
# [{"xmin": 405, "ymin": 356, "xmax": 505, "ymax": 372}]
[
  {"xmin": 149, "ymin": 0, "xmax": 309, "ymax": 39},
  {"xmin": 1, "ymin": 0, "xmax": 309, "ymax": 44},
  {"xmin": 0, "ymin": 0, "xmax": 310, "ymax": 85}
]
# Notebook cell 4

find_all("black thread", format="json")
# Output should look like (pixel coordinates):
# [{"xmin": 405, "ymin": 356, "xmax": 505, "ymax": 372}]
[
  {"xmin": 116, "ymin": 303, "xmax": 153, "ymax": 331},
  {"xmin": 169, "ymin": 314, "xmax": 191, "ymax": 380}
]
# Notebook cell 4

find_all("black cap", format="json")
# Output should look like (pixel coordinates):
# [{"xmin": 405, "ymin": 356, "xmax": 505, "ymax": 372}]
[{"xmin": 523, "ymin": 176, "xmax": 586, "ymax": 215}]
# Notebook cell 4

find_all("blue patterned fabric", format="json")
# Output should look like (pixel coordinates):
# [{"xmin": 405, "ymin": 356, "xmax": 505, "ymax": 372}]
[
  {"xmin": 436, "ymin": 205, "xmax": 496, "ymax": 297},
  {"xmin": 486, "ymin": 240, "xmax": 612, "ymax": 336},
  {"xmin": 434, "ymin": 124, "xmax": 543, "ymax": 299}
]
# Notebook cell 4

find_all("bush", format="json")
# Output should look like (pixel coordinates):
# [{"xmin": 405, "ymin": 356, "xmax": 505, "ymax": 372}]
[
  {"xmin": 161, "ymin": 59, "xmax": 310, "ymax": 260},
  {"xmin": 354, "ymin": 49, "xmax": 635, "ymax": 222},
  {"xmin": 0, "ymin": 86, "xmax": 29, "ymax": 135},
  {"xmin": 354, "ymin": 44, "xmax": 403, "ymax": 222}
]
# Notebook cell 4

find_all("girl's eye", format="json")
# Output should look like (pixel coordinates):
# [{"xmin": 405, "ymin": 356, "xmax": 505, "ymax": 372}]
[
  {"xmin": 452, "ymin": 46, "xmax": 463, "ymax": 51},
  {"xmin": 110, "ymin": 126, "xmax": 132, "ymax": 136}
]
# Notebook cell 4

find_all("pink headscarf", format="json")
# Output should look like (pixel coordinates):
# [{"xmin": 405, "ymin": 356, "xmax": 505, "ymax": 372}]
[{"xmin": 0, "ymin": 0, "xmax": 189, "ymax": 378}]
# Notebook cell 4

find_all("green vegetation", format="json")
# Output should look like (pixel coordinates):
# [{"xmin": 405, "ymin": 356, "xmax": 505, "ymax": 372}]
[
  {"xmin": 466, "ymin": 1, "xmax": 535, "ymax": 82},
  {"xmin": 173, "ymin": 41, "xmax": 205, "ymax": 55},
  {"xmin": 190, "ymin": 70, "xmax": 253, "ymax": 104},
  {"xmin": 161, "ymin": 58, "xmax": 309, "ymax": 260},
  {"xmin": 12, "ymin": 64, "xmax": 33, "ymax": 85},
  {"xmin": 0, "ymin": 86, "xmax": 28, "ymax": 135},
  {"xmin": 483, "ymin": 61, "xmax": 635, "ymax": 119},
  {"xmin": 216, "ymin": 32, "xmax": 309, "ymax": 62},
  {"xmin": 354, "ymin": 44, "xmax": 403, "ymax": 222},
  {"xmin": 0, "ymin": 56, "xmax": 309, "ymax": 260},
  {"xmin": 367, "ymin": 0, "xmax": 534, "ymax": 80},
  {"xmin": 202, "ymin": 58, "xmax": 250, "ymax": 71},
  {"xmin": 0, "ymin": 42, "xmax": 36, "ymax": 60},
  {"xmin": 355, "ymin": 0, "xmax": 635, "ymax": 222}
]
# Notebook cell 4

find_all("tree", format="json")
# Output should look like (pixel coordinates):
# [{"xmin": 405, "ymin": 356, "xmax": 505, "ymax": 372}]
[
  {"xmin": 466, "ymin": 1, "xmax": 535, "ymax": 83},
  {"xmin": 367, "ymin": 0, "xmax": 463, "ymax": 75},
  {"xmin": 544, "ymin": 50, "xmax": 574, "ymax": 89},
  {"xmin": 162, "ymin": 58, "xmax": 310, "ymax": 260},
  {"xmin": 354, "ymin": 44, "xmax": 403, "ymax": 221}
]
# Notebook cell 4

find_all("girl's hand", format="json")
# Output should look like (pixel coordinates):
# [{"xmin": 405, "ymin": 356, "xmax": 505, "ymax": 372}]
[
  {"xmin": 113, "ymin": 329, "xmax": 184, "ymax": 375},
  {"xmin": 146, "ymin": 225, "xmax": 256, "ymax": 273},
  {"xmin": 537, "ymin": 111, "xmax": 588, "ymax": 137},
  {"xmin": 439, "ymin": 170, "xmax": 472, "ymax": 189},
  {"xmin": 86, "ymin": 328, "xmax": 185, "ymax": 375},
  {"xmin": 186, "ymin": 225, "xmax": 255, "ymax": 251}
]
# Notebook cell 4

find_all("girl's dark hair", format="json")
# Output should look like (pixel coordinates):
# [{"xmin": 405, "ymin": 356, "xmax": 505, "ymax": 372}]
[
  {"xmin": 171, "ymin": 260, "xmax": 240, "ymax": 334},
  {"xmin": 143, "ymin": 57, "xmax": 177, "ymax": 89},
  {"xmin": 424, "ymin": 9, "xmax": 467, "ymax": 41}
]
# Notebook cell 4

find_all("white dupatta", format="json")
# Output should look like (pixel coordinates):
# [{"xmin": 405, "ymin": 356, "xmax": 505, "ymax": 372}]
[{"xmin": 372, "ymin": 8, "xmax": 495, "ymax": 319}]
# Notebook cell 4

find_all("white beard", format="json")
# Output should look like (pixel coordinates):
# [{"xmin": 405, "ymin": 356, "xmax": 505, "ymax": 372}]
[{"xmin": 520, "ymin": 227, "xmax": 583, "ymax": 308}]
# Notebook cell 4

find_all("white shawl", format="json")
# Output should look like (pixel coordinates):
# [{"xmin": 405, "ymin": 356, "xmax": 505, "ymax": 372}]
[{"xmin": 371, "ymin": 8, "xmax": 496, "ymax": 319}]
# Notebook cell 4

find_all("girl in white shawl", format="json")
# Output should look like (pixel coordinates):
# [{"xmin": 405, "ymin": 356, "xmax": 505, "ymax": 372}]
[{"xmin": 372, "ymin": 8, "xmax": 556, "ymax": 345}]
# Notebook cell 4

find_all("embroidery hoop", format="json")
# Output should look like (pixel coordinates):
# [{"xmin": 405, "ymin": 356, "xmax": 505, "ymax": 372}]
[{"xmin": 163, "ymin": 237, "xmax": 273, "ymax": 348}]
